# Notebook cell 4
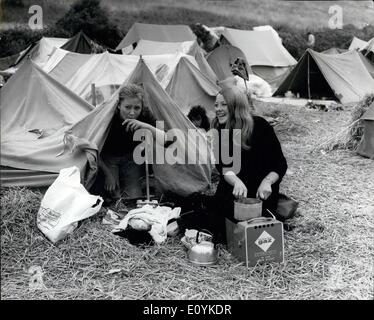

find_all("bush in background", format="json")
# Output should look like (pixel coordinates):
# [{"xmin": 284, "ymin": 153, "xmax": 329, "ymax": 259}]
[
  {"xmin": 0, "ymin": 27, "xmax": 70, "ymax": 58},
  {"xmin": 3, "ymin": 0, "xmax": 24, "ymax": 7},
  {"xmin": 55, "ymin": 0, "xmax": 121, "ymax": 49},
  {"xmin": 1, "ymin": 0, "xmax": 373, "ymax": 60}
]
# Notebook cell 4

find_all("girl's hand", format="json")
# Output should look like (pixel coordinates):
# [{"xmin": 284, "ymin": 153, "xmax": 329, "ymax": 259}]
[
  {"xmin": 104, "ymin": 174, "xmax": 118, "ymax": 194},
  {"xmin": 256, "ymin": 179, "xmax": 272, "ymax": 200},
  {"xmin": 122, "ymin": 119, "xmax": 149, "ymax": 132},
  {"xmin": 233, "ymin": 179, "xmax": 247, "ymax": 198}
]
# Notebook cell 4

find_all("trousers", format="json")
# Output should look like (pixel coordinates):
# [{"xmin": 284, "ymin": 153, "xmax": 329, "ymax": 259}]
[{"xmin": 101, "ymin": 152, "xmax": 144, "ymax": 200}]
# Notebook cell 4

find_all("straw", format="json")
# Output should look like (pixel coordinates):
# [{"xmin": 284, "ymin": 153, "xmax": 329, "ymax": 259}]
[{"xmin": 1, "ymin": 100, "xmax": 373, "ymax": 300}]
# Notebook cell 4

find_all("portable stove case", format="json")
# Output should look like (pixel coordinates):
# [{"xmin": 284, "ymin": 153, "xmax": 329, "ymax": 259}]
[{"xmin": 225, "ymin": 211, "xmax": 284, "ymax": 267}]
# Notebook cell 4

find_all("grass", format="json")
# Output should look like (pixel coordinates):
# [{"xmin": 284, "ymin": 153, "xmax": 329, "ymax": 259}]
[
  {"xmin": 0, "ymin": 0, "xmax": 75, "ymax": 28},
  {"xmin": 107, "ymin": 0, "xmax": 374, "ymax": 30},
  {"xmin": 1, "ymin": 100, "xmax": 373, "ymax": 300},
  {"xmin": 1, "ymin": 0, "xmax": 373, "ymax": 30}
]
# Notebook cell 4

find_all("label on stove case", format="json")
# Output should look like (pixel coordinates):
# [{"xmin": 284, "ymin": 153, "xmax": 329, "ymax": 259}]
[{"xmin": 255, "ymin": 230, "xmax": 275, "ymax": 252}]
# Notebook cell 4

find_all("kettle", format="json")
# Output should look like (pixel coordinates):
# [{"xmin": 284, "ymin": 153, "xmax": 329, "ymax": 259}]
[{"xmin": 187, "ymin": 230, "xmax": 218, "ymax": 266}]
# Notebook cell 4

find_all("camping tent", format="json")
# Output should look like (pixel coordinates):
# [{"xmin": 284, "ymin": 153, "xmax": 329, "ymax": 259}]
[
  {"xmin": 322, "ymin": 48, "xmax": 347, "ymax": 55},
  {"xmin": 348, "ymin": 37, "xmax": 368, "ymax": 51},
  {"xmin": 131, "ymin": 39, "xmax": 195, "ymax": 55},
  {"xmin": 165, "ymin": 56, "xmax": 221, "ymax": 118},
  {"xmin": 0, "ymin": 59, "xmax": 94, "ymax": 186},
  {"xmin": 116, "ymin": 22, "xmax": 196, "ymax": 51},
  {"xmin": 62, "ymin": 51, "xmax": 198, "ymax": 105},
  {"xmin": 273, "ymin": 49, "xmax": 374, "ymax": 104},
  {"xmin": 0, "ymin": 57, "xmax": 213, "ymax": 196},
  {"xmin": 43, "ymin": 48, "xmax": 92, "ymax": 84},
  {"xmin": 130, "ymin": 39, "xmax": 217, "ymax": 82},
  {"xmin": 220, "ymin": 28, "xmax": 297, "ymax": 88},
  {"xmin": 17, "ymin": 37, "xmax": 69, "ymax": 67},
  {"xmin": 207, "ymin": 45, "xmax": 252, "ymax": 80},
  {"xmin": 362, "ymin": 37, "xmax": 374, "ymax": 63},
  {"xmin": 0, "ymin": 45, "xmax": 32, "ymax": 72},
  {"xmin": 206, "ymin": 44, "xmax": 252, "ymax": 81},
  {"xmin": 60, "ymin": 30, "xmax": 100, "ymax": 54},
  {"xmin": 357, "ymin": 101, "xmax": 374, "ymax": 159},
  {"xmin": 358, "ymin": 52, "xmax": 374, "ymax": 79}
]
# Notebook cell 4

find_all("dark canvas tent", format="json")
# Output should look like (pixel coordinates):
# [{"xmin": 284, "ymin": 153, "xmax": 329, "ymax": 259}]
[
  {"xmin": 357, "ymin": 101, "xmax": 374, "ymax": 159},
  {"xmin": 273, "ymin": 49, "xmax": 374, "ymax": 104},
  {"xmin": 220, "ymin": 28, "xmax": 297, "ymax": 88},
  {"xmin": 60, "ymin": 31, "xmax": 99, "ymax": 54},
  {"xmin": 165, "ymin": 56, "xmax": 221, "ymax": 118},
  {"xmin": 1, "ymin": 58, "xmax": 212, "ymax": 196},
  {"xmin": 116, "ymin": 22, "xmax": 196, "ymax": 51},
  {"xmin": 206, "ymin": 45, "xmax": 252, "ymax": 81}
]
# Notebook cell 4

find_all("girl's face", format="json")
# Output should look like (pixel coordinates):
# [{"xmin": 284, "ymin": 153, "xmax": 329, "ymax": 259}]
[
  {"xmin": 118, "ymin": 97, "xmax": 142, "ymax": 120},
  {"xmin": 191, "ymin": 117, "xmax": 203, "ymax": 128},
  {"xmin": 214, "ymin": 93, "xmax": 228, "ymax": 124}
]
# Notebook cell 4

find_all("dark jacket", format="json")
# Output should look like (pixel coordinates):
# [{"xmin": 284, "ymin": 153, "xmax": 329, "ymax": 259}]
[{"xmin": 211, "ymin": 116, "xmax": 287, "ymax": 240}]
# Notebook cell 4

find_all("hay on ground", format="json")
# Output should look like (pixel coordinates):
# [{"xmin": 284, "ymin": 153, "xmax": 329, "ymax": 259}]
[{"xmin": 323, "ymin": 94, "xmax": 374, "ymax": 152}]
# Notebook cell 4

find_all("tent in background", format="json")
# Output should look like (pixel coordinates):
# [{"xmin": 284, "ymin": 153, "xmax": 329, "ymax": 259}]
[
  {"xmin": 362, "ymin": 37, "xmax": 374, "ymax": 63},
  {"xmin": 43, "ymin": 48, "xmax": 92, "ymax": 84},
  {"xmin": 273, "ymin": 49, "xmax": 374, "ymax": 104},
  {"xmin": 60, "ymin": 30, "xmax": 99, "ymax": 54},
  {"xmin": 131, "ymin": 39, "xmax": 195, "ymax": 55},
  {"xmin": 17, "ymin": 37, "xmax": 69, "ymax": 67},
  {"xmin": 130, "ymin": 39, "xmax": 217, "ymax": 82},
  {"xmin": 348, "ymin": 36, "xmax": 368, "ymax": 51},
  {"xmin": 358, "ymin": 52, "xmax": 374, "ymax": 79},
  {"xmin": 322, "ymin": 48, "xmax": 347, "ymax": 55},
  {"xmin": 0, "ymin": 45, "xmax": 32, "ymax": 72},
  {"xmin": 115, "ymin": 22, "xmax": 196, "ymax": 51},
  {"xmin": 206, "ymin": 44, "xmax": 252, "ymax": 81},
  {"xmin": 321, "ymin": 47, "xmax": 374, "ymax": 79},
  {"xmin": 165, "ymin": 56, "xmax": 221, "ymax": 118},
  {"xmin": 63, "ymin": 52, "xmax": 197, "ymax": 105},
  {"xmin": 0, "ymin": 60, "xmax": 94, "ymax": 187},
  {"xmin": 357, "ymin": 101, "xmax": 374, "ymax": 159},
  {"xmin": 220, "ymin": 28, "xmax": 297, "ymax": 88}
]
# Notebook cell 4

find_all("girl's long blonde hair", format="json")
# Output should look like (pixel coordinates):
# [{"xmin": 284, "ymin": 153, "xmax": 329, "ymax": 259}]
[{"xmin": 212, "ymin": 87, "xmax": 254, "ymax": 149}]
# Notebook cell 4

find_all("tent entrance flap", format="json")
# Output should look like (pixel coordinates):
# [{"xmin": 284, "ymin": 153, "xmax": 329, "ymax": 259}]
[{"xmin": 276, "ymin": 52, "xmax": 336, "ymax": 100}]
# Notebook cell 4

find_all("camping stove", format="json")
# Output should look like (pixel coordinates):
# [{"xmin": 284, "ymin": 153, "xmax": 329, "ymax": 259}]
[{"xmin": 225, "ymin": 210, "xmax": 284, "ymax": 267}]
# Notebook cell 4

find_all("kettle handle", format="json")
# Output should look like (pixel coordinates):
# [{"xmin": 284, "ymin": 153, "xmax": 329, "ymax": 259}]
[{"xmin": 196, "ymin": 229, "xmax": 213, "ymax": 243}]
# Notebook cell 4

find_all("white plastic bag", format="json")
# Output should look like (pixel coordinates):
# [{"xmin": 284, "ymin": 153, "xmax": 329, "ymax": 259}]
[{"xmin": 37, "ymin": 166, "xmax": 103, "ymax": 243}]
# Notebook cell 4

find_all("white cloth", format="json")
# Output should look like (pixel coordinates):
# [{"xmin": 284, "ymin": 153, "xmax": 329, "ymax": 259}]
[{"xmin": 113, "ymin": 205, "xmax": 181, "ymax": 243}]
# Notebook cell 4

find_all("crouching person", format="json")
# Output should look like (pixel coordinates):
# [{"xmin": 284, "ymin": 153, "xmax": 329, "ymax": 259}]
[{"xmin": 97, "ymin": 84, "xmax": 165, "ymax": 203}]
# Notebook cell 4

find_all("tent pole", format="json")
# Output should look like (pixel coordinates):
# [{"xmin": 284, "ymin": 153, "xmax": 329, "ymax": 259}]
[
  {"xmin": 145, "ymin": 135, "xmax": 150, "ymax": 202},
  {"xmin": 91, "ymin": 83, "xmax": 96, "ymax": 107},
  {"xmin": 307, "ymin": 54, "xmax": 311, "ymax": 100}
]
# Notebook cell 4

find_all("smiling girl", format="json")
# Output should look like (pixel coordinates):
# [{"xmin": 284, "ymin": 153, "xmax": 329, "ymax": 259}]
[{"xmin": 210, "ymin": 86, "xmax": 288, "ymax": 242}]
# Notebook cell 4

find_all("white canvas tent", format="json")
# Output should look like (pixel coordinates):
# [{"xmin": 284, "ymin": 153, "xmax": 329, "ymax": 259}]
[
  {"xmin": 62, "ymin": 52, "xmax": 198, "ymax": 105},
  {"xmin": 220, "ymin": 28, "xmax": 297, "ymax": 88}
]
